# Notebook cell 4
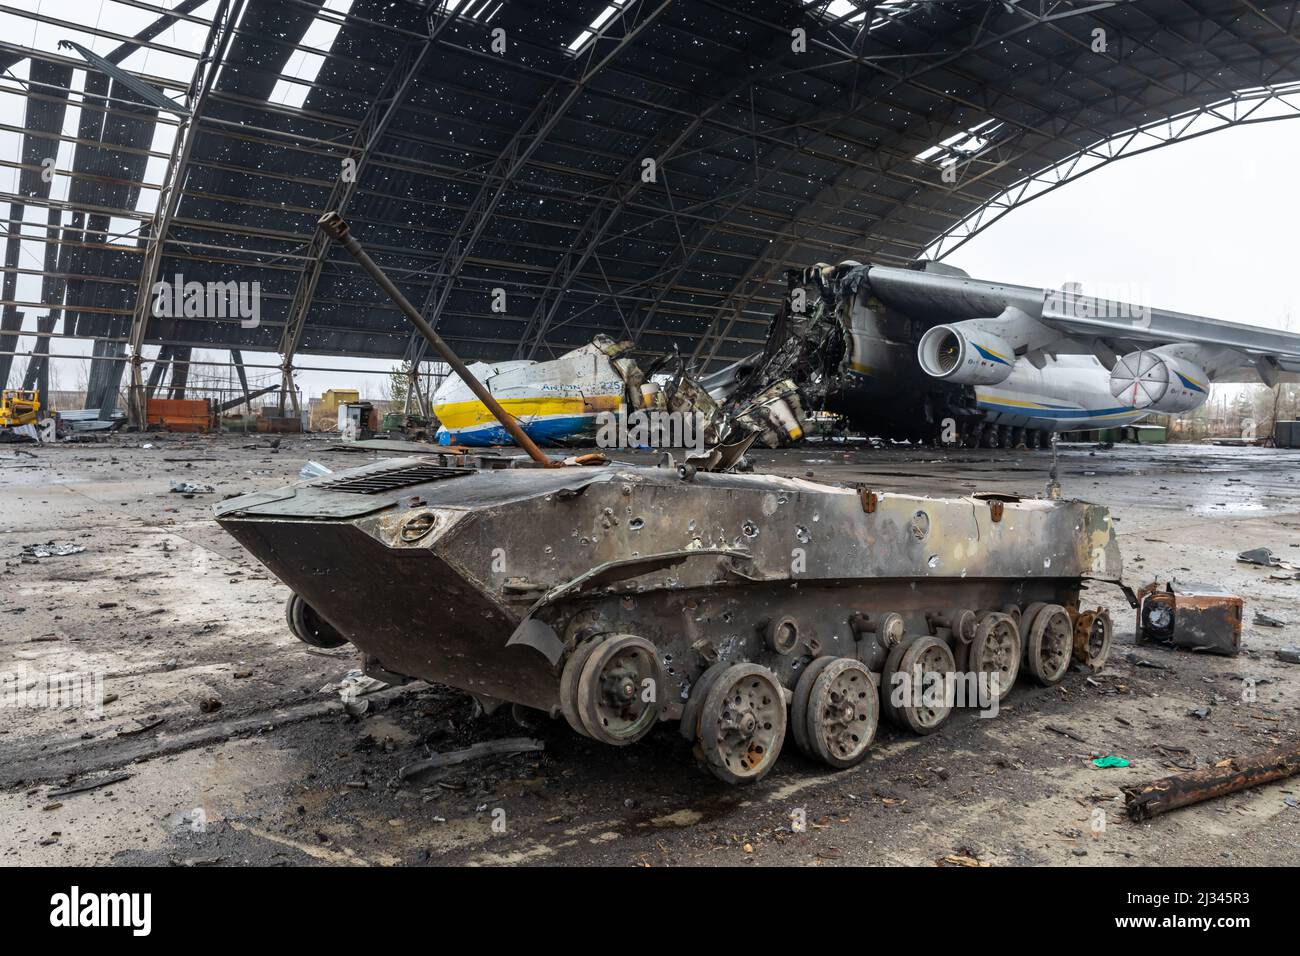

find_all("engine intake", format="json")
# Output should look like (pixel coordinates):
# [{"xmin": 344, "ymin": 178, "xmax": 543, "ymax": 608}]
[
  {"xmin": 1109, "ymin": 351, "xmax": 1209, "ymax": 414},
  {"xmin": 917, "ymin": 323, "xmax": 1016, "ymax": 386}
]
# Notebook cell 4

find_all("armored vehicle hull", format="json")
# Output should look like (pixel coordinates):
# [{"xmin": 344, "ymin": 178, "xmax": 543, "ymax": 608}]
[{"xmin": 216, "ymin": 452, "xmax": 1122, "ymax": 783}]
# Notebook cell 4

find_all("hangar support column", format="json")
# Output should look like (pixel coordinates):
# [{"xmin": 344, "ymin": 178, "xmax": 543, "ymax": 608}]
[{"xmin": 124, "ymin": 0, "xmax": 247, "ymax": 428}]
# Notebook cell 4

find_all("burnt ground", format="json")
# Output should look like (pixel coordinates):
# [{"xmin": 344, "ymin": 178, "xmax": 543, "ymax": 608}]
[{"xmin": 1, "ymin": 434, "xmax": 1298, "ymax": 867}]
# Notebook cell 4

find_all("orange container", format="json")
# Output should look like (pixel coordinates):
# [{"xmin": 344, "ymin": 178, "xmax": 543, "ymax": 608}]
[{"xmin": 146, "ymin": 398, "xmax": 211, "ymax": 433}]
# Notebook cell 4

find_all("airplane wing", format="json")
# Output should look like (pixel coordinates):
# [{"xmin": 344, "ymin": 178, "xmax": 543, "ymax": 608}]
[{"xmin": 1038, "ymin": 292, "xmax": 1300, "ymax": 381}]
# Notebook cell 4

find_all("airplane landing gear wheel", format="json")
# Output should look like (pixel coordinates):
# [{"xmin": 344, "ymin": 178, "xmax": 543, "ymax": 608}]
[
  {"xmin": 696, "ymin": 663, "xmax": 786, "ymax": 784},
  {"xmin": 285, "ymin": 593, "xmax": 348, "ymax": 649}
]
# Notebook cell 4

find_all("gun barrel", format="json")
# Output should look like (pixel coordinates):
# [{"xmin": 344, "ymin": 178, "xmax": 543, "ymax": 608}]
[{"xmin": 317, "ymin": 211, "xmax": 554, "ymax": 467}]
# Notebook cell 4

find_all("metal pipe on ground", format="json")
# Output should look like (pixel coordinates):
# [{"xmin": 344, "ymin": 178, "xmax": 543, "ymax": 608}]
[{"xmin": 1122, "ymin": 742, "xmax": 1300, "ymax": 821}]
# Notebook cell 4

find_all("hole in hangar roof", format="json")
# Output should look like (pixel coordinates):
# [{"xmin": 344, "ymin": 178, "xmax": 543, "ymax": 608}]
[
  {"xmin": 565, "ymin": 0, "xmax": 632, "ymax": 56},
  {"xmin": 268, "ymin": 0, "xmax": 355, "ymax": 109},
  {"xmin": 914, "ymin": 119, "xmax": 1003, "ymax": 165}
]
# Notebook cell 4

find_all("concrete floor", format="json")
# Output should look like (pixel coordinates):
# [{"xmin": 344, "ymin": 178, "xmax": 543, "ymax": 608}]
[{"xmin": 2, "ymin": 434, "xmax": 1298, "ymax": 866}]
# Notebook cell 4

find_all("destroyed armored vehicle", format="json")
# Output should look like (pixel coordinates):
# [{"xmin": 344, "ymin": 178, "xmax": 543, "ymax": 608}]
[
  {"xmin": 216, "ymin": 452, "xmax": 1120, "ymax": 784},
  {"xmin": 217, "ymin": 212, "xmax": 1124, "ymax": 785}
]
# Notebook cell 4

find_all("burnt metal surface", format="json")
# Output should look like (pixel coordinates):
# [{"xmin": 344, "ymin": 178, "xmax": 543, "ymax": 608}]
[
  {"xmin": 217, "ymin": 455, "xmax": 1122, "ymax": 728},
  {"xmin": 1136, "ymin": 581, "xmax": 1243, "ymax": 657}
]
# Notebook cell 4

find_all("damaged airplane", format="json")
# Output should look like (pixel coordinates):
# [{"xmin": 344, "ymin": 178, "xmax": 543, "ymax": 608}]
[
  {"xmin": 429, "ymin": 334, "xmax": 796, "ymax": 450},
  {"xmin": 718, "ymin": 261, "xmax": 1300, "ymax": 447}
]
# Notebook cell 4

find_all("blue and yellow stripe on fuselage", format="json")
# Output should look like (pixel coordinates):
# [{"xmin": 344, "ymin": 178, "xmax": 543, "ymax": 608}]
[{"xmin": 433, "ymin": 394, "xmax": 624, "ymax": 446}]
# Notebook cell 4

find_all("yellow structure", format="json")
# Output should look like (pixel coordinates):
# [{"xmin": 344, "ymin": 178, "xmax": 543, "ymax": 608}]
[
  {"xmin": 0, "ymin": 389, "xmax": 40, "ymax": 427},
  {"xmin": 320, "ymin": 389, "xmax": 360, "ymax": 413}
]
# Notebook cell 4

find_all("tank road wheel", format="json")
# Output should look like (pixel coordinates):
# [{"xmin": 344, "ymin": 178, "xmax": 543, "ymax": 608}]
[
  {"xmin": 882, "ymin": 635, "xmax": 955, "ymax": 735},
  {"xmin": 697, "ymin": 664, "xmax": 787, "ymax": 785},
  {"xmin": 806, "ymin": 658, "xmax": 879, "ymax": 769},
  {"xmin": 680, "ymin": 661, "xmax": 729, "ymax": 742},
  {"xmin": 967, "ymin": 612, "xmax": 1020, "ymax": 703},
  {"xmin": 285, "ymin": 593, "xmax": 348, "ymax": 649},
  {"xmin": 1023, "ymin": 604, "xmax": 1073, "ymax": 686},
  {"xmin": 790, "ymin": 655, "xmax": 837, "ymax": 758},
  {"xmin": 575, "ymin": 634, "xmax": 663, "ymax": 746},
  {"xmin": 1073, "ymin": 609, "xmax": 1113, "ymax": 670},
  {"xmin": 1020, "ymin": 602, "xmax": 1046, "ymax": 635},
  {"xmin": 559, "ymin": 637, "xmax": 603, "ymax": 738}
]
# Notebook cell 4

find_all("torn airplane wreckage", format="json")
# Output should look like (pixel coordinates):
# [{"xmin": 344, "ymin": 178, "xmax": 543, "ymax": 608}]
[
  {"xmin": 430, "ymin": 334, "xmax": 804, "ymax": 451},
  {"xmin": 216, "ymin": 214, "xmax": 1127, "ymax": 785},
  {"xmin": 719, "ymin": 262, "xmax": 992, "ymax": 447},
  {"xmin": 431, "ymin": 336, "xmax": 737, "ymax": 449}
]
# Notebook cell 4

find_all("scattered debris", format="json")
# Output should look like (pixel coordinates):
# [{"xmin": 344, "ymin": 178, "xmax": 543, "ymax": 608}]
[
  {"xmin": 199, "ymin": 696, "xmax": 222, "ymax": 714},
  {"xmin": 1238, "ymin": 547, "xmax": 1297, "ymax": 570},
  {"xmin": 1276, "ymin": 647, "xmax": 1300, "ymax": 665},
  {"xmin": 299, "ymin": 460, "xmax": 333, "ymax": 479},
  {"xmin": 117, "ymin": 716, "xmax": 165, "ymax": 736},
  {"xmin": 20, "ymin": 542, "xmax": 86, "ymax": 558},
  {"xmin": 398, "ymin": 737, "xmax": 545, "ymax": 781},
  {"xmin": 1136, "ymin": 581, "xmax": 1242, "ymax": 656},
  {"xmin": 320, "ymin": 669, "xmax": 387, "ymax": 699},
  {"xmin": 1122, "ymin": 742, "xmax": 1300, "ymax": 821},
  {"xmin": 1125, "ymin": 652, "xmax": 1173, "ymax": 671},
  {"xmin": 1093, "ymin": 756, "xmax": 1131, "ymax": 769},
  {"xmin": 47, "ymin": 772, "xmax": 132, "ymax": 798},
  {"xmin": 1045, "ymin": 724, "xmax": 1088, "ymax": 743},
  {"xmin": 1254, "ymin": 611, "xmax": 1286, "ymax": 628},
  {"xmin": 169, "ymin": 480, "xmax": 214, "ymax": 495}
]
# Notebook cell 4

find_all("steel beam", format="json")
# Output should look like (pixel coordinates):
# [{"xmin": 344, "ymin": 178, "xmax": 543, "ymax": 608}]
[
  {"xmin": 0, "ymin": 60, "xmax": 71, "ymax": 390},
  {"xmin": 922, "ymin": 85, "xmax": 1300, "ymax": 262},
  {"xmin": 406, "ymin": 0, "xmax": 675, "ymax": 368},
  {"xmin": 58, "ymin": 40, "xmax": 190, "ymax": 116},
  {"xmin": 274, "ymin": 10, "xmax": 451, "ymax": 413},
  {"xmin": 513, "ymin": 30, "xmax": 811, "ymax": 360},
  {"xmin": 125, "ymin": 0, "xmax": 247, "ymax": 427}
]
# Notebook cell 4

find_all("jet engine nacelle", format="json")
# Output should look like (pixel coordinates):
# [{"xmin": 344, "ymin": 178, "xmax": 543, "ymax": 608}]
[
  {"xmin": 917, "ymin": 322, "xmax": 1016, "ymax": 386},
  {"xmin": 1109, "ymin": 350, "xmax": 1209, "ymax": 413}
]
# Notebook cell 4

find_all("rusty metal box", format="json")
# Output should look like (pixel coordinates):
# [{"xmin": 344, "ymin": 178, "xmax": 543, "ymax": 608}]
[{"xmin": 1136, "ymin": 582, "xmax": 1243, "ymax": 656}]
